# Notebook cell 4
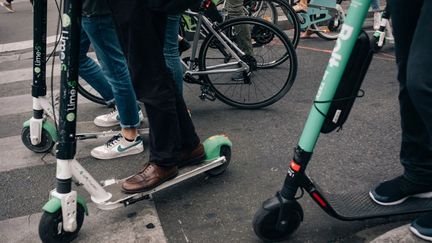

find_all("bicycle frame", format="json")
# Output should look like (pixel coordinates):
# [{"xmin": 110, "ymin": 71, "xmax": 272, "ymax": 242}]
[
  {"xmin": 182, "ymin": 9, "xmax": 250, "ymax": 77},
  {"xmin": 298, "ymin": 0, "xmax": 342, "ymax": 30}
]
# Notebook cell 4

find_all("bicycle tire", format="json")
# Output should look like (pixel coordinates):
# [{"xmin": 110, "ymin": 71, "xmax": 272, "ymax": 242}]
[
  {"xmin": 243, "ymin": 0, "xmax": 300, "ymax": 48},
  {"xmin": 246, "ymin": 0, "xmax": 278, "ymax": 24},
  {"xmin": 216, "ymin": 0, "xmax": 300, "ymax": 48},
  {"xmin": 198, "ymin": 17, "xmax": 297, "ymax": 109},
  {"xmin": 77, "ymin": 81, "xmax": 106, "ymax": 105},
  {"xmin": 313, "ymin": 4, "xmax": 346, "ymax": 40}
]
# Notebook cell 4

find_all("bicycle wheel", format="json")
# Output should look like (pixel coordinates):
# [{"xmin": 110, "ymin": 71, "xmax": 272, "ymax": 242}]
[
  {"xmin": 77, "ymin": 80, "xmax": 106, "ymax": 105},
  {"xmin": 312, "ymin": 4, "xmax": 346, "ymax": 40},
  {"xmin": 243, "ymin": 0, "xmax": 300, "ymax": 48},
  {"xmin": 198, "ymin": 17, "xmax": 297, "ymax": 109}
]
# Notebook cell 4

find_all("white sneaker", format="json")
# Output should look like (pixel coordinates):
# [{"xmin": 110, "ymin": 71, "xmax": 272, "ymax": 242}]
[
  {"xmin": 94, "ymin": 107, "xmax": 144, "ymax": 127},
  {"xmin": 0, "ymin": 1, "xmax": 14, "ymax": 12},
  {"xmin": 373, "ymin": 12, "xmax": 381, "ymax": 30},
  {"xmin": 91, "ymin": 134, "xmax": 144, "ymax": 160}
]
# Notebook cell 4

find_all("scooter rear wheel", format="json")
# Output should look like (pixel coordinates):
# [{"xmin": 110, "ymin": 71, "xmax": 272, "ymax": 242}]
[
  {"xmin": 39, "ymin": 204, "xmax": 85, "ymax": 243},
  {"xmin": 205, "ymin": 145, "xmax": 231, "ymax": 176},
  {"xmin": 21, "ymin": 126, "xmax": 55, "ymax": 153},
  {"xmin": 253, "ymin": 199, "xmax": 303, "ymax": 242}
]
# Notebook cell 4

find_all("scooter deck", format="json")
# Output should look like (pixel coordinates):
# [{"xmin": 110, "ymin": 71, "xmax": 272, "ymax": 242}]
[
  {"xmin": 96, "ymin": 156, "xmax": 226, "ymax": 210},
  {"xmin": 326, "ymin": 191, "xmax": 432, "ymax": 220}
]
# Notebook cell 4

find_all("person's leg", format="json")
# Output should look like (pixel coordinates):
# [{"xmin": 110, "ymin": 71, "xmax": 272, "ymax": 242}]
[
  {"xmin": 370, "ymin": 0, "xmax": 432, "ymax": 206},
  {"xmin": 293, "ymin": 0, "xmax": 308, "ymax": 12},
  {"xmin": 225, "ymin": 0, "xmax": 253, "ymax": 56},
  {"xmin": 78, "ymin": 25, "xmax": 115, "ymax": 105},
  {"xmin": 164, "ymin": 14, "xmax": 184, "ymax": 95},
  {"xmin": 370, "ymin": 0, "xmax": 381, "ymax": 11},
  {"xmin": 403, "ymin": 0, "xmax": 432, "ymax": 186},
  {"xmin": 83, "ymin": 15, "xmax": 140, "ymax": 130},
  {"xmin": 108, "ymin": 0, "xmax": 203, "ymax": 192},
  {"xmin": 403, "ymin": 1, "xmax": 432, "ymax": 240},
  {"xmin": 82, "ymin": 15, "xmax": 143, "ymax": 160},
  {"xmin": 370, "ymin": 0, "xmax": 381, "ymax": 29}
]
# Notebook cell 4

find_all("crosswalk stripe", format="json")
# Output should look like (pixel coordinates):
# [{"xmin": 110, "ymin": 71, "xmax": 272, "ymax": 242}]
[
  {"xmin": 0, "ymin": 91, "xmax": 96, "ymax": 116},
  {"xmin": 0, "ymin": 130, "xmax": 107, "ymax": 173},
  {"xmin": 0, "ymin": 52, "xmax": 97, "ymax": 85},
  {"xmin": 0, "ymin": 36, "xmax": 57, "ymax": 53},
  {"xmin": 0, "ymin": 64, "xmax": 60, "ymax": 85},
  {"xmin": 0, "ymin": 45, "xmax": 168, "ymax": 243}
]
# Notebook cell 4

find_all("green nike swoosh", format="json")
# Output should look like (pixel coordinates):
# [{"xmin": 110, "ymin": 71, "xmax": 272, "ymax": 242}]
[{"xmin": 117, "ymin": 141, "xmax": 141, "ymax": 152}]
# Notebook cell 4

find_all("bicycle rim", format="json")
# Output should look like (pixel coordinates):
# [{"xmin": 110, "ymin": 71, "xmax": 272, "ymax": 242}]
[
  {"xmin": 77, "ymin": 81, "xmax": 106, "ymax": 105},
  {"xmin": 244, "ymin": 0, "xmax": 300, "ymax": 48},
  {"xmin": 198, "ymin": 17, "xmax": 298, "ymax": 109},
  {"xmin": 313, "ymin": 4, "xmax": 346, "ymax": 40}
]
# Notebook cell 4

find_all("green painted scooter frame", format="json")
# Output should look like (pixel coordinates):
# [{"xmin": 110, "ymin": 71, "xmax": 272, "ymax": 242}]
[{"xmin": 253, "ymin": 0, "xmax": 432, "ymax": 241}]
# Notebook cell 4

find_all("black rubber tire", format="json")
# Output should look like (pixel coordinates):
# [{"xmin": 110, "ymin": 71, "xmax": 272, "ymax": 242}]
[
  {"xmin": 21, "ymin": 126, "xmax": 55, "ymax": 153},
  {"xmin": 77, "ymin": 81, "xmax": 106, "ymax": 106},
  {"xmin": 243, "ymin": 0, "xmax": 300, "ymax": 48},
  {"xmin": 205, "ymin": 145, "xmax": 231, "ymax": 176},
  {"xmin": 39, "ymin": 204, "xmax": 85, "ymax": 243},
  {"xmin": 198, "ymin": 17, "xmax": 298, "ymax": 109},
  {"xmin": 253, "ymin": 200, "xmax": 303, "ymax": 242},
  {"xmin": 313, "ymin": 4, "xmax": 346, "ymax": 41}
]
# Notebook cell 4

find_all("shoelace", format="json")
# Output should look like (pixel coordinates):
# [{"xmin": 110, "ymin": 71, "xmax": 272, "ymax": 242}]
[
  {"xmin": 107, "ymin": 108, "xmax": 118, "ymax": 117},
  {"xmin": 106, "ymin": 134, "xmax": 122, "ymax": 147}
]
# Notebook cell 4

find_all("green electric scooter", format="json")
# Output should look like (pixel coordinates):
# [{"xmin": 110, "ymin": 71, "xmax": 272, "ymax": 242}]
[
  {"xmin": 36, "ymin": 1, "xmax": 232, "ymax": 242},
  {"xmin": 252, "ymin": 0, "xmax": 432, "ymax": 241}
]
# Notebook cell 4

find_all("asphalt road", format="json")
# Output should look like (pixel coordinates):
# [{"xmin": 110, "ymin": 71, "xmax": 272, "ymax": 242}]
[{"xmin": 0, "ymin": 1, "xmax": 414, "ymax": 242}]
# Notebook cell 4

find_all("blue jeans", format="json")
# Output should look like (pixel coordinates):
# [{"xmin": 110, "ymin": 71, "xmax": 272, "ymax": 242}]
[
  {"xmin": 370, "ymin": 0, "xmax": 380, "ymax": 11},
  {"xmin": 79, "ymin": 15, "xmax": 140, "ymax": 129},
  {"xmin": 164, "ymin": 14, "xmax": 184, "ymax": 95}
]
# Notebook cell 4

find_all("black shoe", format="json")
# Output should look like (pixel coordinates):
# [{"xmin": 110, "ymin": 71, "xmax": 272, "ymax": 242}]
[
  {"xmin": 369, "ymin": 175, "xmax": 432, "ymax": 206},
  {"xmin": 179, "ymin": 39, "xmax": 191, "ymax": 55},
  {"xmin": 410, "ymin": 212, "xmax": 432, "ymax": 242}
]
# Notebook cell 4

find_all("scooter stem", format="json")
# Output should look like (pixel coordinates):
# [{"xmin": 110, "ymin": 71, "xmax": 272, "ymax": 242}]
[{"xmin": 298, "ymin": 0, "xmax": 371, "ymax": 153}]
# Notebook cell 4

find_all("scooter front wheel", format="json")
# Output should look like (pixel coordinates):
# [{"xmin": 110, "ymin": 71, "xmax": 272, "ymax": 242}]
[
  {"xmin": 21, "ymin": 126, "xmax": 55, "ymax": 153},
  {"xmin": 253, "ymin": 197, "xmax": 303, "ymax": 242},
  {"xmin": 39, "ymin": 204, "xmax": 85, "ymax": 243},
  {"xmin": 205, "ymin": 145, "xmax": 231, "ymax": 176}
]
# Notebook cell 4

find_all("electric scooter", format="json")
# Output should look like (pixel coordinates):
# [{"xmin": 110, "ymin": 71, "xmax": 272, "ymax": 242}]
[
  {"xmin": 252, "ymin": 0, "xmax": 432, "ymax": 241},
  {"xmin": 36, "ymin": 1, "xmax": 232, "ymax": 242},
  {"xmin": 372, "ymin": 4, "xmax": 393, "ymax": 53},
  {"xmin": 21, "ymin": 0, "xmax": 148, "ymax": 154}
]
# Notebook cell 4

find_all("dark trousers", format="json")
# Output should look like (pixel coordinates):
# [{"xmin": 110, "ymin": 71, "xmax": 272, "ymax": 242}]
[
  {"xmin": 107, "ymin": 0, "xmax": 200, "ymax": 166},
  {"xmin": 389, "ymin": 0, "xmax": 432, "ymax": 185}
]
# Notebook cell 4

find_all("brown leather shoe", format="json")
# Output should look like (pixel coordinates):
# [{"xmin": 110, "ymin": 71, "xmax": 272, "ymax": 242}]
[
  {"xmin": 122, "ymin": 162, "xmax": 178, "ymax": 194},
  {"xmin": 178, "ymin": 143, "xmax": 206, "ymax": 168}
]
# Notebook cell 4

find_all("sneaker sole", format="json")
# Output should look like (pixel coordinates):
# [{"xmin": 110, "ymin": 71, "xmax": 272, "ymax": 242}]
[
  {"xmin": 369, "ymin": 191, "xmax": 432, "ymax": 206},
  {"xmin": 91, "ymin": 145, "xmax": 144, "ymax": 160},
  {"xmin": 93, "ymin": 116, "xmax": 146, "ymax": 128},
  {"xmin": 93, "ymin": 120, "xmax": 121, "ymax": 128},
  {"xmin": 410, "ymin": 226, "xmax": 432, "ymax": 242}
]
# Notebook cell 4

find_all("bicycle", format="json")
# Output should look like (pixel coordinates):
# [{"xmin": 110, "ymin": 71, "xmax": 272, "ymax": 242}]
[
  {"xmin": 180, "ymin": 0, "xmax": 298, "ymax": 109},
  {"xmin": 79, "ymin": 0, "xmax": 298, "ymax": 109},
  {"xmin": 288, "ymin": 0, "xmax": 347, "ymax": 40}
]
